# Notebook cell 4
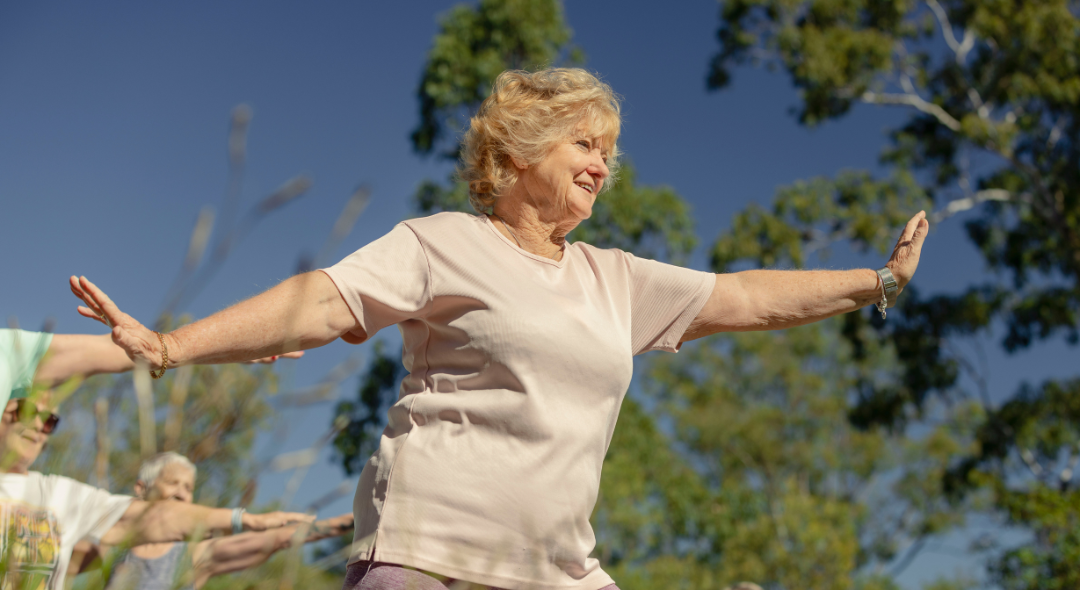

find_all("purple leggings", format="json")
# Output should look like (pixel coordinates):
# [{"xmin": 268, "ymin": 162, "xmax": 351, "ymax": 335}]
[{"xmin": 342, "ymin": 561, "xmax": 619, "ymax": 590}]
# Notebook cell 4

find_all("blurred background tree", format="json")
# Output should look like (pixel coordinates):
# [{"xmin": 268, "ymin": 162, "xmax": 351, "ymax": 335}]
[{"xmin": 708, "ymin": 0, "xmax": 1080, "ymax": 588}]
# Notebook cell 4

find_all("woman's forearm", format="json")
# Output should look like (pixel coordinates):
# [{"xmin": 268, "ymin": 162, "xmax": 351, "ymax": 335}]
[
  {"xmin": 104, "ymin": 501, "xmax": 313, "ymax": 547},
  {"xmin": 104, "ymin": 501, "xmax": 233, "ymax": 546},
  {"xmin": 165, "ymin": 271, "xmax": 359, "ymax": 366},
  {"xmin": 193, "ymin": 514, "xmax": 352, "ymax": 586},
  {"xmin": 195, "ymin": 525, "xmax": 299, "ymax": 584},
  {"xmin": 735, "ymin": 268, "xmax": 882, "ymax": 328},
  {"xmin": 685, "ymin": 268, "xmax": 882, "ymax": 339},
  {"xmin": 34, "ymin": 334, "xmax": 135, "ymax": 386}
]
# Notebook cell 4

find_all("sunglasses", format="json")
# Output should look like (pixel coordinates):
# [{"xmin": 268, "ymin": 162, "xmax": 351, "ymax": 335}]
[{"xmin": 5, "ymin": 399, "xmax": 60, "ymax": 434}]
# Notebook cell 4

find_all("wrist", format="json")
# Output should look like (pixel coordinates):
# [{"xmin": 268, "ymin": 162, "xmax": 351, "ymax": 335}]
[
  {"xmin": 162, "ymin": 332, "xmax": 183, "ymax": 368},
  {"xmin": 862, "ymin": 268, "xmax": 882, "ymax": 306}
]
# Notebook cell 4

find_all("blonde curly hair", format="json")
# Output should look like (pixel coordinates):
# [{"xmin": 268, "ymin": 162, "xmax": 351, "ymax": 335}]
[{"xmin": 459, "ymin": 68, "xmax": 622, "ymax": 213}]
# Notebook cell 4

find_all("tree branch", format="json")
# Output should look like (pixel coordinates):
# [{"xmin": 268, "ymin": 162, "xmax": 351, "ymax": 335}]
[
  {"xmin": 1060, "ymin": 448, "xmax": 1078, "ymax": 491},
  {"xmin": 861, "ymin": 91, "xmax": 961, "ymax": 131},
  {"xmin": 888, "ymin": 535, "xmax": 929, "ymax": 577},
  {"xmin": 1019, "ymin": 448, "xmax": 1044, "ymax": 479},
  {"xmin": 930, "ymin": 189, "xmax": 1020, "ymax": 223},
  {"xmin": 926, "ymin": 0, "xmax": 974, "ymax": 64}
]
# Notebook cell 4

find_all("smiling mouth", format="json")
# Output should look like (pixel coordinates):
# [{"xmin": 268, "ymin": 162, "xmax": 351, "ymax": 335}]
[{"xmin": 574, "ymin": 182, "xmax": 594, "ymax": 194}]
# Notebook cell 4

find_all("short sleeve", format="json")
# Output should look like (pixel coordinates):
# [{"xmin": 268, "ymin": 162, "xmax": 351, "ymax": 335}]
[
  {"xmin": 54, "ymin": 476, "xmax": 134, "ymax": 544},
  {"xmin": 626, "ymin": 254, "xmax": 715, "ymax": 355},
  {"xmin": 321, "ymin": 223, "xmax": 432, "ymax": 341},
  {"xmin": 0, "ymin": 329, "xmax": 54, "ymax": 406}
]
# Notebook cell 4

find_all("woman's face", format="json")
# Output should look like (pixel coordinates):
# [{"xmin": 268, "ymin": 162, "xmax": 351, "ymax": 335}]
[
  {"xmin": 515, "ymin": 132, "xmax": 611, "ymax": 223},
  {"xmin": 140, "ymin": 462, "xmax": 196, "ymax": 503},
  {"xmin": 0, "ymin": 399, "xmax": 53, "ymax": 473}
]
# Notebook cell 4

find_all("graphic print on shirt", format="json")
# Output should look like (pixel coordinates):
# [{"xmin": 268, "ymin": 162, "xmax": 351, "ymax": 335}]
[{"xmin": 0, "ymin": 500, "xmax": 61, "ymax": 590}]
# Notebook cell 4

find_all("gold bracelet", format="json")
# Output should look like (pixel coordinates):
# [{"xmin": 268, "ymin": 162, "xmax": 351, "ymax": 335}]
[{"xmin": 150, "ymin": 331, "xmax": 169, "ymax": 379}]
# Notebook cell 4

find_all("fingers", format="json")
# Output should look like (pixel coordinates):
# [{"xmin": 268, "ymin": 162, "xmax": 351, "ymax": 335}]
[
  {"xmin": 280, "ymin": 512, "xmax": 316, "ymax": 525},
  {"xmin": 70, "ymin": 275, "xmax": 120, "ymax": 327},
  {"xmin": 70, "ymin": 277, "xmax": 107, "ymax": 325},
  {"xmin": 898, "ymin": 210, "xmax": 927, "ymax": 244},
  {"xmin": 887, "ymin": 211, "xmax": 930, "ymax": 288},
  {"xmin": 245, "ymin": 350, "xmax": 305, "ymax": 364},
  {"xmin": 77, "ymin": 276, "xmax": 125, "ymax": 327}
]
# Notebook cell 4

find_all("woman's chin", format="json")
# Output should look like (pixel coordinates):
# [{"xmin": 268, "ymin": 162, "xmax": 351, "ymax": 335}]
[{"xmin": 568, "ymin": 202, "xmax": 594, "ymax": 222}]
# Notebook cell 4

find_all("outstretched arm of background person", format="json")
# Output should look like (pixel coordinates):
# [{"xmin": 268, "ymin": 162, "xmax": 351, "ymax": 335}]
[
  {"xmin": 100, "ymin": 499, "xmax": 314, "ymax": 547},
  {"xmin": 682, "ymin": 211, "xmax": 929, "ymax": 341},
  {"xmin": 189, "ymin": 513, "xmax": 354, "ymax": 588},
  {"xmin": 32, "ymin": 334, "xmax": 303, "ymax": 388},
  {"xmin": 33, "ymin": 334, "xmax": 134, "ymax": 387},
  {"xmin": 69, "ymin": 271, "xmax": 353, "ymax": 371}
]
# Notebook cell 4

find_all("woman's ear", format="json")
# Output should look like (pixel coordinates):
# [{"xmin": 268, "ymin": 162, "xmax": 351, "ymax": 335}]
[{"xmin": 510, "ymin": 156, "xmax": 528, "ymax": 170}]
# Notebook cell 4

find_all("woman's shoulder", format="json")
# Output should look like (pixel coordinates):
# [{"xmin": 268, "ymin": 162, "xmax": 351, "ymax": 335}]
[
  {"xmin": 569, "ymin": 240, "xmax": 631, "ymax": 261},
  {"xmin": 401, "ymin": 211, "xmax": 484, "ymax": 232}
]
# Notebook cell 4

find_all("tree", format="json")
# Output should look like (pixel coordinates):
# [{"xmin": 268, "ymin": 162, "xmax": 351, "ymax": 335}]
[{"xmin": 708, "ymin": 0, "xmax": 1080, "ymax": 586}]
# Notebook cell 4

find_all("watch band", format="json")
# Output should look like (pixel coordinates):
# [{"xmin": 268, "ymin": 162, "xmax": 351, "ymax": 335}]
[{"xmin": 876, "ymin": 267, "xmax": 898, "ymax": 308}]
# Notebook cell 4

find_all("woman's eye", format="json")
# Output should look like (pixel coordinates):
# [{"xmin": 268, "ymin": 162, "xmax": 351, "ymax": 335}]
[{"xmin": 576, "ymin": 140, "xmax": 590, "ymax": 149}]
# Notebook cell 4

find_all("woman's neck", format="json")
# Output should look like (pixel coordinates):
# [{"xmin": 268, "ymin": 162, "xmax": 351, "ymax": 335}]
[{"xmin": 490, "ymin": 203, "xmax": 576, "ymax": 261}]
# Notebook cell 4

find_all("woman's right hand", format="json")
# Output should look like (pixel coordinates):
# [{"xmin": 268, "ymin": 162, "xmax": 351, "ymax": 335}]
[{"xmin": 70, "ymin": 275, "xmax": 166, "ymax": 369}]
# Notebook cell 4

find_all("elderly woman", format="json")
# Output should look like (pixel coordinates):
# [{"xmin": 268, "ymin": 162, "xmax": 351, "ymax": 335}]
[{"xmin": 72, "ymin": 68, "xmax": 928, "ymax": 590}]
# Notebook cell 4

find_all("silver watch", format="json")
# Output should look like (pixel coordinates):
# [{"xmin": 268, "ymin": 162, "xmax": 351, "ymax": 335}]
[{"xmin": 874, "ymin": 267, "xmax": 898, "ymax": 319}]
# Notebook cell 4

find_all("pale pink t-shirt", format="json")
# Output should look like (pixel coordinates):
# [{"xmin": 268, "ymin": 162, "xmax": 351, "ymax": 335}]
[{"xmin": 322, "ymin": 212, "xmax": 715, "ymax": 590}]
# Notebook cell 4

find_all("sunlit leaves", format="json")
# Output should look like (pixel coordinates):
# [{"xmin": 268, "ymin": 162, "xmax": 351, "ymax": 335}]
[
  {"xmin": 711, "ymin": 170, "xmax": 930, "ymax": 272},
  {"xmin": 411, "ymin": 0, "xmax": 576, "ymax": 158}
]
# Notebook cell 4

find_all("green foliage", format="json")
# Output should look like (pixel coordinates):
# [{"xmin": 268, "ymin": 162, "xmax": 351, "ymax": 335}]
[
  {"xmin": 920, "ymin": 576, "xmax": 978, "ymax": 590},
  {"xmin": 708, "ymin": 0, "xmax": 915, "ymax": 125},
  {"xmin": 411, "ymin": 0, "xmax": 579, "ymax": 158},
  {"xmin": 711, "ymin": 169, "xmax": 931, "ymax": 272},
  {"xmin": 709, "ymin": 0, "xmax": 1080, "ymax": 585},
  {"xmin": 595, "ymin": 321, "xmax": 914, "ymax": 589},
  {"xmin": 989, "ymin": 481, "xmax": 1080, "ymax": 589}
]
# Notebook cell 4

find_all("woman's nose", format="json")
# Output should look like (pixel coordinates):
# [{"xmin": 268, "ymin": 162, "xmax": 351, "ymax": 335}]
[{"xmin": 590, "ymin": 156, "xmax": 609, "ymax": 180}]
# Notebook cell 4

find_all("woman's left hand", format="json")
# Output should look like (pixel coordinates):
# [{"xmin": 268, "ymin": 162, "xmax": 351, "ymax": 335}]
[
  {"xmin": 71, "ymin": 275, "xmax": 304, "ymax": 366},
  {"xmin": 886, "ymin": 211, "xmax": 930, "ymax": 290},
  {"xmin": 70, "ymin": 275, "xmax": 165, "ymax": 368}
]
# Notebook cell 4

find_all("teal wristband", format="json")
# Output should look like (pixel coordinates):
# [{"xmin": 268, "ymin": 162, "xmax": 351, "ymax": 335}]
[{"xmin": 231, "ymin": 508, "xmax": 246, "ymax": 534}]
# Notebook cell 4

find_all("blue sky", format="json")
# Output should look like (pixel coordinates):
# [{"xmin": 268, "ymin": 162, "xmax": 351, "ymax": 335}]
[{"xmin": 2, "ymin": 1, "xmax": 1075, "ymax": 587}]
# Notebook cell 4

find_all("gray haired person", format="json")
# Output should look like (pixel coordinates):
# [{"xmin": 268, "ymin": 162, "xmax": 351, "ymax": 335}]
[
  {"xmin": 0, "ymin": 395, "xmax": 312, "ymax": 590},
  {"xmin": 104, "ymin": 452, "xmax": 353, "ymax": 590}
]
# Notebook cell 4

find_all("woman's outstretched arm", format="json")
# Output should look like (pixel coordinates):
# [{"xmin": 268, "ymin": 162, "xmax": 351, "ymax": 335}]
[
  {"xmin": 682, "ymin": 211, "xmax": 929, "ymax": 341},
  {"xmin": 70, "ymin": 271, "xmax": 360, "ymax": 369},
  {"xmin": 189, "ymin": 513, "xmax": 354, "ymax": 588},
  {"xmin": 100, "ymin": 500, "xmax": 313, "ymax": 547},
  {"xmin": 33, "ymin": 334, "xmax": 134, "ymax": 386}
]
